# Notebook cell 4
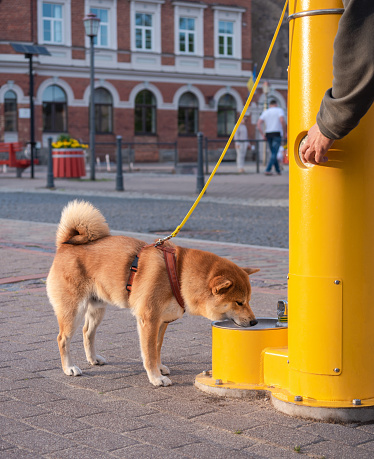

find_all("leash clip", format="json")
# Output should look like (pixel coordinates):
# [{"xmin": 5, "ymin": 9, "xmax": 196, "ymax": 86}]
[{"xmin": 154, "ymin": 234, "xmax": 173, "ymax": 247}]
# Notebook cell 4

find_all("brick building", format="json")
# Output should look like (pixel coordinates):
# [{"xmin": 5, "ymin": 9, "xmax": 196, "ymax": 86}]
[{"xmin": 0, "ymin": 0, "xmax": 287, "ymax": 162}]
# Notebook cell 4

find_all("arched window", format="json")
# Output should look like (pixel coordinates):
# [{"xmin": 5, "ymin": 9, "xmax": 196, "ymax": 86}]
[
  {"xmin": 42, "ymin": 85, "xmax": 67, "ymax": 132},
  {"xmin": 178, "ymin": 92, "xmax": 198, "ymax": 135},
  {"xmin": 217, "ymin": 94, "xmax": 236, "ymax": 136},
  {"xmin": 134, "ymin": 90, "xmax": 156, "ymax": 135},
  {"xmin": 4, "ymin": 90, "xmax": 17, "ymax": 132},
  {"xmin": 94, "ymin": 88, "xmax": 113, "ymax": 133}
]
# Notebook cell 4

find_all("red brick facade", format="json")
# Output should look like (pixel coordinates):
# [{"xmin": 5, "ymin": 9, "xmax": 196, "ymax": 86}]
[{"xmin": 0, "ymin": 0, "xmax": 287, "ymax": 162}]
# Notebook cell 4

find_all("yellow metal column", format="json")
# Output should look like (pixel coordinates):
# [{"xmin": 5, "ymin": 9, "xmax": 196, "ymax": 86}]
[{"xmin": 277, "ymin": 0, "xmax": 374, "ymax": 417}]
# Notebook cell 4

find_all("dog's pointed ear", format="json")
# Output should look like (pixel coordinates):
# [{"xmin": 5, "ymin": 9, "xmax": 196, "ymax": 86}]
[
  {"xmin": 242, "ymin": 267, "xmax": 260, "ymax": 276},
  {"xmin": 210, "ymin": 276, "xmax": 233, "ymax": 295}
]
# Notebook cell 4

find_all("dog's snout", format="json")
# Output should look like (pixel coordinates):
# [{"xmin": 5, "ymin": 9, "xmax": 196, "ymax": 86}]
[{"xmin": 250, "ymin": 319, "xmax": 258, "ymax": 327}]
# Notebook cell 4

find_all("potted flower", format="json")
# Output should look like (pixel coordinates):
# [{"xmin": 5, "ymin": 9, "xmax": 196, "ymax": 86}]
[{"xmin": 52, "ymin": 134, "xmax": 88, "ymax": 178}]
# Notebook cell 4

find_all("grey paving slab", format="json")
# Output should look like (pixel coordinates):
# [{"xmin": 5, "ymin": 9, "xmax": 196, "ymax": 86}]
[
  {"xmin": 0, "ymin": 416, "xmax": 32, "ymax": 436},
  {"xmin": 23, "ymin": 413, "xmax": 89, "ymax": 436},
  {"xmin": 243, "ymin": 423, "xmax": 323, "ymax": 449},
  {"xmin": 0, "ymin": 449, "xmax": 37, "ymax": 459},
  {"xmin": 299, "ymin": 423, "xmax": 374, "ymax": 446},
  {"xmin": 47, "ymin": 445, "xmax": 117, "ymax": 459},
  {"xmin": 244, "ymin": 443, "xmax": 306, "ymax": 458},
  {"xmin": 65, "ymin": 427, "xmax": 139, "ymax": 452},
  {"xmin": 302, "ymin": 439, "xmax": 374, "ymax": 458},
  {"xmin": 2, "ymin": 429, "xmax": 75, "ymax": 454},
  {"xmin": 175, "ymin": 441, "xmax": 263, "ymax": 458},
  {"xmin": 111, "ymin": 443, "xmax": 189, "ymax": 458},
  {"xmin": 127, "ymin": 425, "xmax": 200, "ymax": 449},
  {"xmin": 79, "ymin": 411, "xmax": 151, "ymax": 433}
]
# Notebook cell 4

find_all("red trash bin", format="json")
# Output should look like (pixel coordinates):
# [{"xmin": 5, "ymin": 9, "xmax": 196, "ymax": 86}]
[{"xmin": 52, "ymin": 149, "xmax": 86, "ymax": 178}]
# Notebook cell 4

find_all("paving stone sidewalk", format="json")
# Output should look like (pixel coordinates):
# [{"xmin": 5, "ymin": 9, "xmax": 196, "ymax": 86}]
[{"xmin": 1, "ymin": 166, "xmax": 374, "ymax": 458}]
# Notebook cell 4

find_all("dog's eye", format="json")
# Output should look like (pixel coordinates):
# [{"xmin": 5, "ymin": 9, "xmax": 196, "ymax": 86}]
[{"xmin": 236, "ymin": 301, "xmax": 243, "ymax": 306}]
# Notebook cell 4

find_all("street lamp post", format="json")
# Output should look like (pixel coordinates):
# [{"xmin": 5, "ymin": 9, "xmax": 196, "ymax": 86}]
[{"xmin": 83, "ymin": 13, "xmax": 100, "ymax": 181}]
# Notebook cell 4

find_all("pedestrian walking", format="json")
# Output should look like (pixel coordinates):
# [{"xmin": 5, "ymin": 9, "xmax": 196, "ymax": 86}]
[
  {"xmin": 234, "ymin": 116, "xmax": 249, "ymax": 173},
  {"xmin": 257, "ymin": 100, "xmax": 287, "ymax": 175}
]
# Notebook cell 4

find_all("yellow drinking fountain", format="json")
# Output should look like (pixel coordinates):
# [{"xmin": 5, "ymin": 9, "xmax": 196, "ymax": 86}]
[{"xmin": 195, "ymin": 0, "xmax": 374, "ymax": 422}]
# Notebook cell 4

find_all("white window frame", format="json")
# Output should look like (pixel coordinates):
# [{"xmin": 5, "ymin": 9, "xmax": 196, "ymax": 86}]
[
  {"xmin": 38, "ymin": 0, "xmax": 71, "ymax": 46},
  {"xmin": 135, "ymin": 12, "xmax": 153, "ymax": 51},
  {"xmin": 90, "ymin": 7, "xmax": 110, "ymax": 48},
  {"xmin": 130, "ymin": 1, "xmax": 164, "ymax": 53},
  {"xmin": 178, "ymin": 16, "xmax": 196, "ymax": 55},
  {"xmin": 85, "ymin": 1, "xmax": 117, "ymax": 51},
  {"xmin": 213, "ymin": 6, "xmax": 245, "ymax": 60},
  {"xmin": 173, "ymin": 1, "xmax": 206, "ymax": 57},
  {"xmin": 218, "ymin": 20, "xmax": 234, "ymax": 57}
]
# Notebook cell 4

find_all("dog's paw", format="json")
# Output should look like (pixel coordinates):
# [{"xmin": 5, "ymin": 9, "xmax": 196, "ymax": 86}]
[
  {"xmin": 64, "ymin": 365, "xmax": 82, "ymax": 376},
  {"xmin": 89, "ymin": 355, "xmax": 107, "ymax": 366},
  {"xmin": 149, "ymin": 375, "xmax": 172, "ymax": 387},
  {"xmin": 160, "ymin": 364, "xmax": 170, "ymax": 375},
  {"xmin": 159, "ymin": 375, "xmax": 172, "ymax": 387}
]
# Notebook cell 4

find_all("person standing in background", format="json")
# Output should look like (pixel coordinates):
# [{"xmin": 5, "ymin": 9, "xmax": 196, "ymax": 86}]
[
  {"xmin": 257, "ymin": 100, "xmax": 287, "ymax": 175},
  {"xmin": 234, "ymin": 116, "xmax": 249, "ymax": 173}
]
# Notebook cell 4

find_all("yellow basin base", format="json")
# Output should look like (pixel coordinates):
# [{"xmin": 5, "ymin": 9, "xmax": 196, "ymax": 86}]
[{"xmin": 195, "ymin": 373, "xmax": 374, "ymax": 423}]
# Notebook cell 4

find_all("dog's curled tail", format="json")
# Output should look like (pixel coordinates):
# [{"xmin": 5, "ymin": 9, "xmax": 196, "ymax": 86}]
[{"xmin": 56, "ymin": 200, "xmax": 110, "ymax": 248}]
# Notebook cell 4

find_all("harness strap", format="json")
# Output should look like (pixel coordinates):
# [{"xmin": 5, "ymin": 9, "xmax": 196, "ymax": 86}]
[
  {"xmin": 126, "ymin": 244, "xmax": 185, "ymax": 311},
  {"xmin": 158, "ymin": 246, "xmax": 185, "ymax": 310}
]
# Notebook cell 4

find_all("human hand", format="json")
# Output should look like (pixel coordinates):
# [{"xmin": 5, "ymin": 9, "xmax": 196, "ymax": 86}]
[{"xmin": 299, "ymin": 123, "xmax": 334, "ymax": 165}]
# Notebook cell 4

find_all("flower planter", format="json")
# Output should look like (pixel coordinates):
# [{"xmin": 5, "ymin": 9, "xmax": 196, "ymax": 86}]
[{"xmin": 52, "ymin": 149, "xmax": 86, "ymax": 178}]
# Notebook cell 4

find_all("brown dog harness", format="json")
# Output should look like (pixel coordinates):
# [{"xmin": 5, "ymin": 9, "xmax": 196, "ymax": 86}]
[{"xmin": 126, "ymin": 244, "xmax": 185, "ymax": 311}]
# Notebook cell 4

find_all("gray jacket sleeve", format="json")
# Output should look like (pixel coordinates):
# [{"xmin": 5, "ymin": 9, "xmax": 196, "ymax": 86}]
[{"xmin": 317, "ymin": 0, "xmax": 374, "ymax": 140}]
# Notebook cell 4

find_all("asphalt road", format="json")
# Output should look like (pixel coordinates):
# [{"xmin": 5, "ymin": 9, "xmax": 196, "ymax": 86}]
[{"xmin": 0, "ymin": 192, "xmax": 288, "ymax": 248}]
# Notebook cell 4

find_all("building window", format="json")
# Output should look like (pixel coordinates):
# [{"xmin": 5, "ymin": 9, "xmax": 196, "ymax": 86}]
[
  {"xmin": 178, "ymin": 92, "xmax": 198, "ymax": 135},
  {"xmin": 91, "ymin": 8, "xmax": 109, "ymax": 47},
  {"xmin": 217, "ymin": 94, "xmax": 236, "ymax": 136},
  {"xmin": 94, "ymin": 88, "xmax": 113, "ymax": 134},
  {"xmin": 42, "ymin": 2, "xmax": 63, "ymax": 44},
  {"xmin": 135, "ymin": 90, "xmax": 156, "ymax": 135},
  {"xmin": 4, "ymin": 90, "xmax": 17, "ymax": 132},
  {"xmin": 42, "ymin": 85, "xmax": 67, "ymax": 132},
  {"xmin": 135, "ymin": 13, "xmax": 153, "ymax": 51},
  {"xmin": 179, "ymin": 17, "xmax": 195, "ymax": 54},
  {"xmin": 174, "ymin": 3, "xmax": 206, "ymax": 57},
  {"xmin": 213, "ymin": 6, "xmax": 245, "ymax": 59},
  {"xmin": 218, "ymin": 21, "xmax": 234, "ymax": 57}
]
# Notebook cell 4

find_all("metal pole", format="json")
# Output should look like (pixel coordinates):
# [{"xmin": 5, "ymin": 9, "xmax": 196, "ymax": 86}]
[
  {"xmin": 205, "ymin": 136, "xmax": 209, "ymax": 175},
  {"xmin": 116, "ymin": 135, "xmax": 124, "ymax": 191},
  {"xmin": 89, "ymin": 35, "xmax": 96, "ymax": 180},
  {"xmin": 256, "ymin": 140, "xmax": 260, "ymax": 173},
  {"xmin": 28, "ymin": 54, "xmax": 35, "ymax": 179},
  {"xmin": 174, "ymin": 141, "xmax": 178, "ymax": 169},
  {"xmin": 196, "ymin": 132, "xmax": 205, "ymax": 194},
  {"xmin": 46, "ymin": 137, "xmax": 54, "ymax": 188}
]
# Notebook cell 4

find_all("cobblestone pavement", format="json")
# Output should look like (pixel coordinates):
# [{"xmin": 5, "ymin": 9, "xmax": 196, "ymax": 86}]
[{"xmin": 1, "ymin": 165, "xmax": 374, "ymax": 458}]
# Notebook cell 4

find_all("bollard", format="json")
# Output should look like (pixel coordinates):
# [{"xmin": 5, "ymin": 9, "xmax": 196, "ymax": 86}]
[
  {"xmin": 174, "ymin": 141, "xmax": 178, "ymax": 170},
  {"xmin": 115, "ymin": 135, "xmax": 124, "ymax": 191},
  {"xmin": 196, "ymin": 132, "xmax": 205, "ymax": 194},
  {"xmin": 46, "ymin": 137, "xmax": 54, "ymax": 189}
]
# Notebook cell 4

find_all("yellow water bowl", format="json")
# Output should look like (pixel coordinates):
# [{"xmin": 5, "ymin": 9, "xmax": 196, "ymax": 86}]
[{"xmin": 195, "ymin": 318, "xmax": 288, "ymax": 397}]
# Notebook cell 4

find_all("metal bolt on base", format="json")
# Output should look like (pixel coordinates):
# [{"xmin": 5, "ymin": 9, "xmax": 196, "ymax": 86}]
[
  {"xmin": 294, "ymin": 395, "xmax": 303, "ymax": 402},
  {"xmin": 352, "ymin": 399, "xmax": 362, "ymax": 406},
  {"xmin": 215, "ymin": 379, "xmax": 223, "ymax": 385}
]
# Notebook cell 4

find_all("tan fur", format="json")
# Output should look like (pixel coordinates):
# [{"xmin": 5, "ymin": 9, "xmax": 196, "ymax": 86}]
[{"xmin": 47, "ymin": 200, "xmax": 259, "ymax": 386}]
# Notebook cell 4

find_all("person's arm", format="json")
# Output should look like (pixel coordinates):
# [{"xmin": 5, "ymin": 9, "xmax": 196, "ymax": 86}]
[
  {"xmin": 257, "ymin": 118, "xmax": 266, "ymax": 139},
  {"xmin": 301, "ymin": 0, "xmax": 374, "ymax": 164},
  {"xmin": 280, "ymin": 115, "xmax": 287, "ymax": 140}
]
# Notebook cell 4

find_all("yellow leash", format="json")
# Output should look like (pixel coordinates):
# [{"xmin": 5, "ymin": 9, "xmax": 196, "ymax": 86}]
[{"xmin": 155, "ymin": 0, "xmax": 289, "ymax": 246}]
